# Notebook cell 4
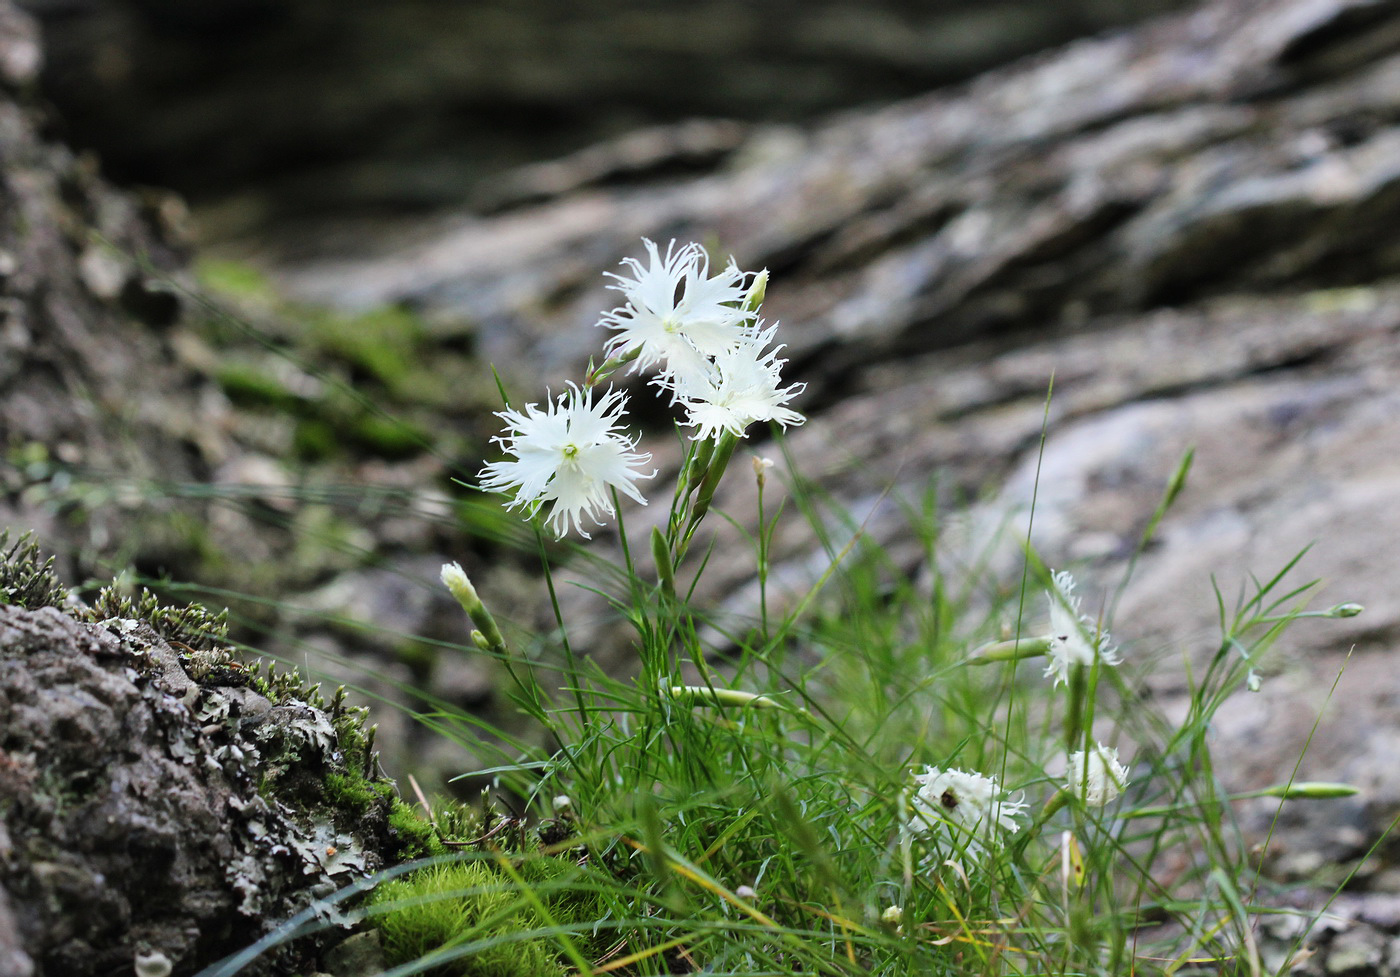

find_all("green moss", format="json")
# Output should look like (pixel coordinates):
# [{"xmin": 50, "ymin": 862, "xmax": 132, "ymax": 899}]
[
  {"xmin": 388, "ymin": 799, "xmax": 446, "ymax": 860},
  {"xmin": 82, "ymin": 584, "xmax": 230, "ymax": 651},
  {"xmin": 0, "ymin": 531, "xmax": 69, "ymax": 610},
  {"xmin": 349, "ymin": 413, "xmax": 430, "ymax": 458},
  {"xmin": 291, "ymin": 418, "xmax": 340, "ymax": 461},
  {"xmin": 324, "ymin": 770, "xmax": 394, "ymax": 816},
  {"xmin": 197, "ymin": 259, "xmax": 278, "ymax": 301},
  {"xmin": 305, "ymin": 304, "xmax": 428, "ymax": 396},
  {"xmin": 216, "ymin": 361, "xmax": 305, "ymax": 411},
  {"xmin": 371, "ymin": 860, "xmax": 576, "ymax": 977}
]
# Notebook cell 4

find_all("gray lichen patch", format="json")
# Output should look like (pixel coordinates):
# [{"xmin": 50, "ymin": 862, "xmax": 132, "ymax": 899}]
[{"xmin": 0, "ymin": 587, "xmax": 414, "ymax": 976}]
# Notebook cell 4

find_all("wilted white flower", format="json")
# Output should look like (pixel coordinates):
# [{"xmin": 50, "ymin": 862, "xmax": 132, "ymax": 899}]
[
  {"xmin": 598, "ymin": 238, "xmax": 754, "ymax": 383},
  {"xmin": 1044, "ymin": 569, "xmax": 1120, "ymax": 686},
  {"xmin": 1066, "ymin": 742, "xmax": 1130, "ymax": 807},
  {"xmin": 478, "ymin": 384, "xmax": 654, "ymax": 538},
  {"xmin": 911, "ymin": 766, "xmax": 1026, "ymax": 860},
  {"xmin": 663, "ymin": 323, "xmax": 806, "ymax": 440}
]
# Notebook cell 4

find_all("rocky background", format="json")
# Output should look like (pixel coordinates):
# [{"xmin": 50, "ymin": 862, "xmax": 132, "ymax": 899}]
[
  {"xmin": 17, "ymin": 0, "xmax": 1187, "ymax": 241},
  {"xmin": 6, "ymin": 0, "xmax": 1400, "ymax": 971}
]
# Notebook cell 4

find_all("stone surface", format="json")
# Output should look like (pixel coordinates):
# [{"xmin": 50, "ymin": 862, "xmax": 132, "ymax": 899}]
[
  {"xmin": 0, "ymin": 543, "xmax": 408, "ymax": 968},
  {"xmin": 0, "ymin": 0, "xmax": 457, "ymax": 690},
  {"xmin": 17, "ymin": 0, "xmax": 1188, "ymax": 234},
  {"xmin": 0, "ymin": 0, "xmax": 226, "ymax": 588},
  {"xmin": 322, "ymin": 929, "xmax": 385, "ymax": 977},
  {"xmin": 0, "ymin": 590, "xmax": 405, "ymax": 975}
]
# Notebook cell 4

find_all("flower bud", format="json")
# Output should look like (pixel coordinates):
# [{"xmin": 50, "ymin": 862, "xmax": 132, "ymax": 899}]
[
  {"xmin": 752, "ymin": 455, "xmax": 775, "ymax": 489},
  {"xmin": 441, "ymin": 561, "xmax": 480, "ymax": 610},
  {"xmin": 651, "ymin": 526, "xmax": 676, "ymax": 599},
  {"xmin": 442, "ymin": 561, "xmax": 509, "ymax": 656},
  {"xmin": 666, "ymin": 685, "xmax": 782, "ymax": 709},
  {"xmin": 967, "ymin": 636, "xmax": 1052, "ymax": 664},
  {"xmin": 744, "ymin": 269, "xmax": 768, "ymax": 313},
  {"xmin": 1255, "ymin": 781, "xmax": 1359, "ymax": 800}
]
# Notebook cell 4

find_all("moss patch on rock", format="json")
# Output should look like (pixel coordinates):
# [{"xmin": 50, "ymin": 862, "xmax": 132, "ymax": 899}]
[{"xmin": 0, "ymin": 534, "xmax": 437, "ymax": 975}]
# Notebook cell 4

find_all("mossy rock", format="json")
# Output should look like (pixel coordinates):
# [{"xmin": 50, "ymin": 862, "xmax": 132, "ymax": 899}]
[{"xmin": 0, "ymin": 533, "xmax": 438, "ymax": 975}]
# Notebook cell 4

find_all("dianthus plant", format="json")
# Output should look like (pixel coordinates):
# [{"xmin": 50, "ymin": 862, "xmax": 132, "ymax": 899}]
[{"xmin": 430, "ymin": 241, "xmax": 1366, "ymax": 977}]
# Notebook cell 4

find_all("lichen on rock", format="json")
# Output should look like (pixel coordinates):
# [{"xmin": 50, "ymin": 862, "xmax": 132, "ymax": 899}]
[{"xmin": 0, "ymin": 537, "xmax": 421, "ymax": 976}]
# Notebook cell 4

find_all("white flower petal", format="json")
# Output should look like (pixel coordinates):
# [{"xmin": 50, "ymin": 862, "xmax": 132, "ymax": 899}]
[
  {"xmin": 478, "ymin": 384, "xmax": 655, "ymax": 539},
  {"xmin": 910, "ymin": 765, "xmax": 1026, "ymax": 862},
  {"xmin": 597, "ymin": 239, "xmax": 755, "ymax": 382},
  {"xmin": 668, "ymin": 323, "xmax": 806, "ymax": 440},
  {"xmin": 1043, "ymin": 570, "xmax": 1120, "ymax": 686},
  {"xmin": 1066, "ymin": 743, "xmax": 1130, "ymax": 807}
]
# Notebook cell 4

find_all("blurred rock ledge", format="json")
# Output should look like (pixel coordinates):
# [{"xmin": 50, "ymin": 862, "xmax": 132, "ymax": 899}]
[{"xmin": 17, "ymin": 0, "xmax": 1186, "ymax": 236}]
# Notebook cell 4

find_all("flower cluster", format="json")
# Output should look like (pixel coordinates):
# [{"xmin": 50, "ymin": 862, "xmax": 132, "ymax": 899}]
[
  {"xmin": 910, "ymin": 765, "xmax": 1027, "ymax": 861},
  {"xmin": 601, "ymin": 240, "xmax": 805, "ymax": 439},
  {"xmin": 478, "ymin": 239, "xmax": 805, "ymax": 538}
]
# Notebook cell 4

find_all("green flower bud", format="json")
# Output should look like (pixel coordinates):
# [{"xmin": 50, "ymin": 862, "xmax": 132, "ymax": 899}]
[
  {"xmin": 967, "ymin": 636, "xmax": 1052, "ymax": 664},
  {"xmin": 1255, "ymin": 781, "xmax": 1359, "ymax": 800}
]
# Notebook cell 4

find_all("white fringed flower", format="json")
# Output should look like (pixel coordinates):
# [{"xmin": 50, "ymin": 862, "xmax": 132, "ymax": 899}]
[
  {"xmin": 478, "ymin": 384, "xmax": 654, "ymax": 539},
  {"xmin": 1066, "ymin": 743, "xmax": 1130, "ymax": 807},
  {"xmin": 1044, "ymin": 570, "xmax": 1120, "ymax": 686},
  {"xmin": 663, "ymin": 323, "xmax": 806, "ymax": 440},
  {"xmin": 597, "ymin": 239, "xmax": 754, "ymax": 383},
  {"xmin": 911, "ymin": 766, "xmax": 1026, "ymax": 859}
]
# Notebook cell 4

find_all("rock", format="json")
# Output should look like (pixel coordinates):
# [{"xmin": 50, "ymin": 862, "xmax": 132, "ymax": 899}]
[
  {"xmin": 322, "ymin": 929, "xmax": 384, "ymax": 977},
  {"xmin": 0, "ymin": 542, "xmax": 414, "ymax": 976},
  {"xmin": 0, "ymin": 0, "xmax": 438, "ymax": 648},
  {"xmin": 19, "ymin": 0, "xmax": 1190, "ymax": 233},
  {"xmin": 1326, "ymin": 925, "xmax": 1385, "ymax": 975},
  {"xmin": 0, "ymin": 0, "xmax": 234, "ymax": 590},
  {"xmin": 6, "ymin": 0, "xmax": 1400, "ymax": 893}
]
